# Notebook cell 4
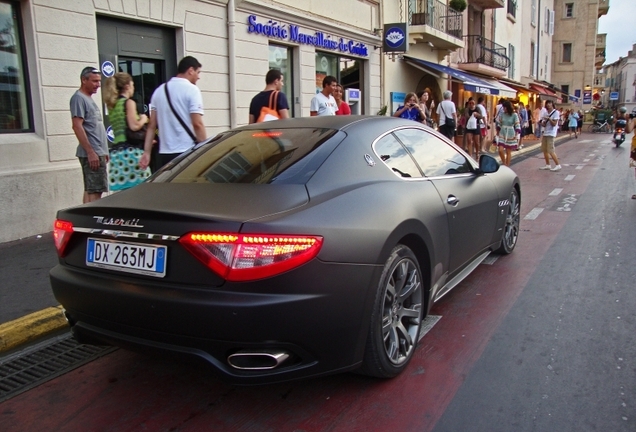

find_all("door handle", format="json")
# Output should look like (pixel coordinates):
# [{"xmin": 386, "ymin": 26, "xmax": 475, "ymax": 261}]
[{"xmin": 447, "ymin": 195, "xmax": 460, "ymax": 206}]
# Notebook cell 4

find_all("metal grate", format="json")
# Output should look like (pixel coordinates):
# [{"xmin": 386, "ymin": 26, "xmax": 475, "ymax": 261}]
[{"xmin": 0, "ymin": 333, "xmax": 116, "ymax": 402}]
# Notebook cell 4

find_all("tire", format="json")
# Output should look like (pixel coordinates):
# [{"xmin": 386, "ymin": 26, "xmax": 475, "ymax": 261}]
[
  {"xmin": 495, "ymin": 187, "xmax": 520, "ymax": 254},
  {"xmin": 587, "ymin": 124, "xmax": 597, "ymax": 133},
  {"xmin": 359, "ymin": 245, "xmax": 424, "ymax": 378}
]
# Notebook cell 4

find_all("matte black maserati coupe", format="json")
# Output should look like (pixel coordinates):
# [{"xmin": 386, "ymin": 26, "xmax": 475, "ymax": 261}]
[{"xmin": 50, "ymin": 116, "xmax": 520, "ymax": 384}]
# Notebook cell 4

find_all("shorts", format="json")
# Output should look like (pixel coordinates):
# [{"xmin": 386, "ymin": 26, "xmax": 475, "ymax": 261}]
[
  {"xmin": 79, "ymin": 156, "xmax": 109, "ymax": 194},
  {"xmin": 541, "ymin": 135, "xmax": 555, "ymax": 153},
  {"xmin": 465, "ymin": 128, "xmax": 479, "ymax": 135}
]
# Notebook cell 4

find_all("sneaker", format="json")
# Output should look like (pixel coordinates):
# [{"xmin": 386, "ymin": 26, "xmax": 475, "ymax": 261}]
[
  {"xmin": 519, "ymin": 144, "xmax": 524, "ymax": 149},
  {"xmin": 550, "ymin": 164, "xmax": 562, "ymax": 171},
  {"xmin": 539, "ymin": 165, "xmax": 552, "ymax": 170}
]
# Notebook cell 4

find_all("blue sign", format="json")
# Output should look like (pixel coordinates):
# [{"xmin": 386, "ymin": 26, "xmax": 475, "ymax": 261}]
[
  {"xmin": 247, "ymin": 15, "xmax": 369, "ymax": 57},
  {"xmin": 385, "ymin": 27, "xmax": 405, "ymax": 48},
  {"xmin": 347, "ymin": 89, "xmax": 360, "ymax": 100},
  {"xmin": 101, "ymin": 61, "xmax": 115, "ymax": 78},
  {"xmin": 390, "ymin": 92, "xmax": 406, "ymax": 114},
  {"xmin": 106, "ymin": 125, "xmax": 114, "ymax": 143},
  {"xmin": 583, "ymin": 90, "xmax": 592, "ymax": 104},
  {"xmin": 610, "ymin": 91, "xmax": 619, "ymax": 101}
]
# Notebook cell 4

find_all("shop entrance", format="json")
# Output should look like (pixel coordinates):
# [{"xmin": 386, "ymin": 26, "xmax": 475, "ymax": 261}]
[{"xmin": 96, "ymin": 16, "xmax": 176, "ymax": 124}]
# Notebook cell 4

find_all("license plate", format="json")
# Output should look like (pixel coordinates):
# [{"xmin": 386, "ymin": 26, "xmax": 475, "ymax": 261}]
[{"xmin": 86, "ymin": 238, "xmax": 167, "ymax": 277}]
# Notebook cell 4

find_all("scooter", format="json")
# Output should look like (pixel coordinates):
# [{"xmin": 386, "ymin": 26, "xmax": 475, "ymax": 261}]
[{"xmin": 613, "ymin": 118, "xmax": 626, "ymax": 147}]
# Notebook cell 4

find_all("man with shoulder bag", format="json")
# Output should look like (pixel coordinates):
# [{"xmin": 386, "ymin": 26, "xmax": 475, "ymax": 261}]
[
  {"xmin": 249, "ymin": 69, "xmax": 290, "ymax": 123},
  {"xmin": 436, "ymin": 90, "xmax": 457, "ymax": 140},
  {"xmin": 140, "ymin": 56, "xmax": 206, "ymax": 170}
]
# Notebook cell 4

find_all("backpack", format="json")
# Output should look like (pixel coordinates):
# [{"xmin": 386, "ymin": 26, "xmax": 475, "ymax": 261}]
[{"xmin": 257, "ymin": 91, "xmax": 280, "ymax": 123}]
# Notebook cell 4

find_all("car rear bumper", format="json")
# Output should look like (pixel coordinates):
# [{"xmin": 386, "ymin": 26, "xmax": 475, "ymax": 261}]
[{"xmin": 50, "ymin": 261, "xmax": 381, "ymax": 384}]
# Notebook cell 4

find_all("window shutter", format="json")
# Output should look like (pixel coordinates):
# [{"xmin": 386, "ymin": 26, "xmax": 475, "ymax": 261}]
[
  {"xmin": 531, "ymin": 0, "xmax": 536, "ymax": 25},
  {"xmin": 549, "ymin": 10, "xmax": 555, "ymax": 35},
  {"xmin": 545, "ymin": 7, "xmax": 549, "ymax": 33}
]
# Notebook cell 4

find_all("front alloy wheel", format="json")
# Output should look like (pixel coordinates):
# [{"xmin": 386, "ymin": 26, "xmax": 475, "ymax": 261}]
[
  {"xmin": 360, "ymin": 245, "xmax": 423, "ymax": 378},
  {"xmin": 496, "ymin": 187, "xmax": 520, "ymax": 254}
]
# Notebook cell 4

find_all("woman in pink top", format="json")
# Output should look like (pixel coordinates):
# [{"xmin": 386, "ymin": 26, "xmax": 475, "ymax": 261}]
[{"xmin": 334, "ymin": 84, "xmax": 351, "ymax": 115}]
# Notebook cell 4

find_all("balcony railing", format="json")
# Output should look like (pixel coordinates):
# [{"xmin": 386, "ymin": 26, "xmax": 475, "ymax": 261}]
[
  {"xmin": 408, "ymin": 0, "xmax": 463, "ymax": 40},
  {"xmin": 457, "ymin": 35, "xmax": 510, "ymax": 71}
]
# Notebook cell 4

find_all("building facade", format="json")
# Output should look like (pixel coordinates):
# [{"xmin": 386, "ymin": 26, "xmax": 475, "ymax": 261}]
[
  {"xmin": 551, "ymin": 0, "xmax": 609, "ymax": 109},
  {"xmin": 0, "ymin": 0, "xmax": 382, "ymax": 242}
]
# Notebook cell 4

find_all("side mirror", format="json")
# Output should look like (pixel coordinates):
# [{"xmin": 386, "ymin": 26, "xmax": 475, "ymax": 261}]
[{"xmin": 478, "ymin": 154, "xmax": 500, "ymax": 174}]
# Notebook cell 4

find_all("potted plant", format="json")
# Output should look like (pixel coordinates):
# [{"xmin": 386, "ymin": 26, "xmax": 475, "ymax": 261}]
[{"xmin": 449, "ymin": 0, "xmax": 467, "ymax": 13}]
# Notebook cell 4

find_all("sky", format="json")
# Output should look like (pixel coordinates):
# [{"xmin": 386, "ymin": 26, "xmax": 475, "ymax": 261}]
[{"xmin": 598, "ymin": 0, "xmax": 636, "ymax": 65}]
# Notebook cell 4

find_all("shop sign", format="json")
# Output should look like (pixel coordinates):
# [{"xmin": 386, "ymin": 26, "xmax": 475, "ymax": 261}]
[
  {"xmin": 382, "ymin": 23, "xmax": 407, "ymax": 53},
  {"xmin": 610, "ymin": 92, "xmax": 619, "ymax": 101},
  {"xmin": 583, "ymin": 91, "xmax": 592, "ymax": 104},
  {"xmin": 247, "ymin": 15, "xmax": 369, "ymax": 57}
]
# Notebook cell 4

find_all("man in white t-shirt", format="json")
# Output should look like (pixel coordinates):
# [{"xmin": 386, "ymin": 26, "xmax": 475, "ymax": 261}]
[
  {"xmin": 140, "ymin": 56, "xmax": 206, "ymax": 170},
  {"xmin": 538, "ymin": 100, "xmax": 562, "ymax": 171},
  {"xmin": 436, "ymin": 90, "xmax": 457, "ymax": 139},
  {"xmin": 310, "ymin": 76, "xmax": 338, "ymax": 116}
]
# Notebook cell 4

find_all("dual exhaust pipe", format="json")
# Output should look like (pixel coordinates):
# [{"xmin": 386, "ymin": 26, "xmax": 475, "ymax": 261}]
[{"xmin": 227, "ymin": 350, "xmax": 290, "ymax": 370}]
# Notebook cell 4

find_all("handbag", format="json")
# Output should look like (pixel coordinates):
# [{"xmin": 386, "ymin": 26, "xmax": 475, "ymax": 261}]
[
  {"xmin": 257, "ymin": 91, "xmax": 280, "ymax": 123},
  {"xmin": 440, "ymin": 104, "xmax": 456, "ymax": 129},
  {"xmin": 123, "ymin": 99, "xmax": 148, "ymax": 146}
]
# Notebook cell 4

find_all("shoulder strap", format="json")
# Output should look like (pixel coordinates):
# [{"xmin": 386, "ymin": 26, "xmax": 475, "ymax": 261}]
[
  {"xmin": 164, "ymin": 82, "xmax": 198, "ymax": 143},
  {"xmin": 269, "ymin": 91, "xmax": 279, "ymax": 111}
]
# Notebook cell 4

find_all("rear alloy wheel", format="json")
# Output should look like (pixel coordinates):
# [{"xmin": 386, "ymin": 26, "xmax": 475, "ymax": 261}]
[
  {"xmin": 360, "ymin": 245, "xmax": 423, "ymax": 378},
  {"xmin": 496, "ymin": 188, "xmax": 520, "ymax": 254}
]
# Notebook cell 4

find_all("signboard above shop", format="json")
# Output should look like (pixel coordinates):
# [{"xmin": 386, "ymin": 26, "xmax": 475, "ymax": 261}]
[{"xmin": 247, "ymin": 15, "xmax": 369, "ymax": 58}]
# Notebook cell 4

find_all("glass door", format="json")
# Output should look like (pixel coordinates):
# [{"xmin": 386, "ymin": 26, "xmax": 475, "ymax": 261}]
[{"xmin": 117, "ymin": 58, "xmax": 164, "ymax": 116}]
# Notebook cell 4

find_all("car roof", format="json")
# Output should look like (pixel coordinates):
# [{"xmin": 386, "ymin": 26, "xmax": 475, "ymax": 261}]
[{"xmin": 236, "ymin": 115, "xmax": 419, "ymax": 132}]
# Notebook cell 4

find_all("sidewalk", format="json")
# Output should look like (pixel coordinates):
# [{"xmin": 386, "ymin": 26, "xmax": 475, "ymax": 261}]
[{"xmin": 0, "ymin": 133, "xmax": 571, "ymax": 355}]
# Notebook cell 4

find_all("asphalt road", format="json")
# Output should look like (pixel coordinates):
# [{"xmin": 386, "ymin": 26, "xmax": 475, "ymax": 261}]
[{"xmin": 1, "ymin": 132, "xmax": 635, "ymax": 431}]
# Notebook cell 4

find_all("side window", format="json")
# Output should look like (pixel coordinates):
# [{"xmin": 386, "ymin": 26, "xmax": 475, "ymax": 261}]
[
  {"xmin": 394, "ymin": 128, "xmax": 472, "ymax": 177},
  {"xmin": 374, "ymin": 133, "xmax": 422, "ymax": 178}
]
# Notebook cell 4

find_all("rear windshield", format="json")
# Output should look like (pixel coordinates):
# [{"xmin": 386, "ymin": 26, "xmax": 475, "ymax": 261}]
[{"xmin": 152, "ymin": 128, "xmax": 339, "ymax": 184}]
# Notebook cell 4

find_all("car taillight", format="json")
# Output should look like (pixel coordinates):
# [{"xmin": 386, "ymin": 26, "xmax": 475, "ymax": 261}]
[
  {"xmin": 54, "ymin": 219, "xmax": 74, "ymax": 257},
  {"xmin": 179, "ymin": 232, "xmax": 323, "ymax": 282}
]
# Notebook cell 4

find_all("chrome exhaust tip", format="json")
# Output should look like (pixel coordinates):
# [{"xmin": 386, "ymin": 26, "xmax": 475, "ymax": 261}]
[{"xmin": 227, "ymin": 350, "xmax": 290, "ymax": 370}]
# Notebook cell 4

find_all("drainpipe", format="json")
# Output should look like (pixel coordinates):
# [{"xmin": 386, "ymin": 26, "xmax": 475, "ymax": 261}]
[
  {"xmin": 536, "ymin": 0, "xmax": 541, "ymax": 81},
  {"xmin": 228, "ymin": 0, "xmax": 237, "ymax": 128}
]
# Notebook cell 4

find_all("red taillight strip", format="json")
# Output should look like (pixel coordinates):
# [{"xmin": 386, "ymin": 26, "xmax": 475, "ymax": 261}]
[
  {"xmin": 53, "ymin": 219, "xmax": 74, "ymax": 257},
  {"xmin": 179, "ymin": 232, "xmax": 323, "ymax": 282}
]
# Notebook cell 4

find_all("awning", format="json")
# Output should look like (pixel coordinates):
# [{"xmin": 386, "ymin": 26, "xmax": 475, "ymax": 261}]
[
  {"xmin": 529, "ymin": 83, "xmax": 558, "ymax": 99},
  {"xmin": 403, "ymin": 56, "xmax": 501, "ymax": 96},
  {"xmin": 475, "ymin": 77, "xmax": 518, "ymax": 98}
]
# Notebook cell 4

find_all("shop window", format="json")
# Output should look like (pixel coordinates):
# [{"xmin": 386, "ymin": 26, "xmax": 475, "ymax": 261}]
[
  {"xmin": 315, "ymin": 52, "xmax": 363, "ymax": 113},
  {"xmin": 562, "ymin": 43, "xmax": 572, "ymax": 63},
  {"xmin": 269, "ymin": 44, "xmax": 294, "ymax": 117},
  {"xmin": 0, "ymin": 1, "xmax": 32, "ymax": 133}
]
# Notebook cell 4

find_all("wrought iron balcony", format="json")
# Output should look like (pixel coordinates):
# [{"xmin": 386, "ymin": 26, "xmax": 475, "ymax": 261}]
[
  {"xmin": 408, "ymin": 0, "xmax": 463, "ymax": 40},
  {"xmin": 457, "ymin": 35, "xmax": 510, "ymax": 71}
]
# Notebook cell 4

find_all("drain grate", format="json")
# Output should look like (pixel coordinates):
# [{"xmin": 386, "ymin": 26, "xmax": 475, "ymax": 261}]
[{"xmin": 0, "ymin": 333, "xmax": 116, "ymax": 402}]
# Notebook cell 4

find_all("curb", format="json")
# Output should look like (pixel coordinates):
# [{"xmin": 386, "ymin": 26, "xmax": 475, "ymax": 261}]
[{"xmin": 0, "ymin": 306, "xmax": 68, "ymax": 353}]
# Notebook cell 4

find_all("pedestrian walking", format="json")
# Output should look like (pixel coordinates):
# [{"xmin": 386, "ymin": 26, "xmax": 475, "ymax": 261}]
[
  {"xmin": 436, "ymin": 90, "xmax": 457, "ymax": 140},
  {"xmin": 568, "ymin": 109, "xmax": 580, "ymax": 138},
  {"xmin": 70, "ymin": 66, "xmax": 109, "ymax": 203},
  {"xmin": 418, "ymin": 90, "xmax": 434, "ymax": 127},
  {"xmin": 464, "ymin": 98, "xmax": 482, "ymax": 159},
  {"xmin": 518, "ymin": 102, "xmax": 528, "ymax": 149},
  {"xmin": 538, "ymin": 100, "xmax": 562, "ymax": 171},
  {"xmin": 577, "ymin": 110, "xmax": 583, "ymax": 135},
  {"xmin": 103, "ymin": 72, "xmax": 151, "ymax": 191},
  {"xmin": 139, "ymin": 56, "xmax": 206, "ymax": 170},
  {"xmin": 496, "ymin": 100, "xmax": 520, "ymax": 166},
  {"xmin": 477, "ymin": 97, "xmax": 489, "ymax": 153},
  {"xmin": 310, "ymin": 75, "xmax": 338, "ymax": 116},
  {"xmin": 249, "ymin": 69, "xmax": 290, "ymax": 123},
  {"xmin": 533, "ymin": 102, "xmax": 543, "ymax": 138}
]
